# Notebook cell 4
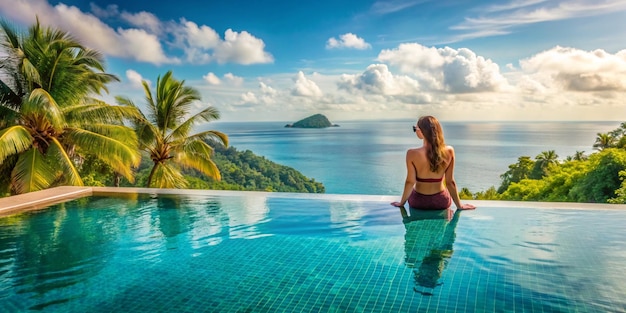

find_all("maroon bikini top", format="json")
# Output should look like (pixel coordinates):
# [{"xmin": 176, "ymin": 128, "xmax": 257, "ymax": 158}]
[{"xmin": 415, "ymin": 176, "xmax": 444, "ymax": 183}]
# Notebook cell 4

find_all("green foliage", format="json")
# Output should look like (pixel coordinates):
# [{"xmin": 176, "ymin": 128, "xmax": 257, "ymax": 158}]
[
  {"xmin": 498, "ymin": 156, "xmax": 534, "ymax": 193},
  {"xmin": 473, "ymin": 186, "xmax": 500, "ymax": 200},
  {"xmin": 568, "ymin": 149, "xmax": 626, "ymax": 203},
  {"xmin": 287, "ymin": 114, "xmax": 335, "ymax": 128},
  {"xmin": 123, "ymin": 144, "xmax": 325, "ymax": 193},
  {"xmin": 202, "ymin": 144, "xmax": 325, "ymax": 193},
  {"xmin": 120, "ymin": 71, "xmax": 227, "ymax": 189},
  {"xmin": 459, "ymin": 187, "xmax": 473, "ymax": 200},
  {"xmin": 0, "ymin": 20, "xmax": 139, "ymax": 194},
  {"xmin": 495, "ymin": 148, "xmax": 626, "ymax": 203}
]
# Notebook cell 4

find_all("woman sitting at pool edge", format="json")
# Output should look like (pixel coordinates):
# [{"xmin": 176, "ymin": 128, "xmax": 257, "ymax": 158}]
[{"xmin": 391, "ymin": 115, "xmax": 476, "ymax": 210}]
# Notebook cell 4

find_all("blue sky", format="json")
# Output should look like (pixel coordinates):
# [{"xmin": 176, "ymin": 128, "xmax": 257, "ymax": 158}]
[{"xmin": 1, "ymin": 0, "xmax": 626, "ymax": 122}]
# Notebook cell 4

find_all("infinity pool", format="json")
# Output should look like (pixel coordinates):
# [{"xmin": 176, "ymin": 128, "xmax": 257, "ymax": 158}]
[{"xmin": 0, "ymin": 192, "xmax": 625, "ymax": 312}]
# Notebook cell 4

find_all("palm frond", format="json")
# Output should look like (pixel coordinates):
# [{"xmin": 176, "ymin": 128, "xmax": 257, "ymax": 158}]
[
  {"xmin": 64, "ymin": 125, "xmax": 140, "ymax": 178},
  {"xmin": 20, "ymin": 57, "xmax": 41, "ymax": 88},
  {"xmin": 11, "ymin": 147, "xmax": 56, "ymax": 194},
  {"xmin": 148, "ymin": 163, "xmax": 187, "ymax": 189},
  {"xmin": 0, "ymin": 125, "xmax": 33, "ymax": 164},
  {"xmin": 24, "ymin": 88, "xmax": 65, "ymax": 130},
  {"xmin": 47, "ymin": 137, "xmax": 83, "ymax": 187},
  {"xmin": 167, "ymin": 106, "xmax": 221, "ymax": 142},
  {"xmin": 63, "ymin": 99, "xmax": 143, "ymax": 125},
  {"xmin": 176, "ymin": 141, "xmax": 222, "ymax": 180},
  {"xmin": 186, "ymin": 130, "xmax": 229, "ymax": 147}
]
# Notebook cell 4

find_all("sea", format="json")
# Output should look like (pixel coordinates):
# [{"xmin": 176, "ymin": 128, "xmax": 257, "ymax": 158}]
[{"xmin": 204, "ymin": 120, "xmax": 620, "ymax": 196}]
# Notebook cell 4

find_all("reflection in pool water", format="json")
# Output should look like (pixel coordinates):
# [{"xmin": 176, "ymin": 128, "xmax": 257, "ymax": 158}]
[
  {"xmin": 0, "ymin": 193, "xmax": 625, "ymax": 312},
  {"xmin": 400, "ymin": 207, "xmax": 459, "ymax": 295}
]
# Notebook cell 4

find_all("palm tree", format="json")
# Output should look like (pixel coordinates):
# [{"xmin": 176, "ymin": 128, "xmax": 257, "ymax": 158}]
[
  {"xmin": 568, "ymin": 150, "xmax": 587, "ymax": 161},
  {"xmin": 117, "ymin": 71, "xmax": 228, "ymax": 188},
  {"xmin": 593, "ymin": 133, "xmax": 616, "ymax": 151},
  {"xmin": 0, "ymin": 19, "xmax": 140, "ymax": 194},
  {"xmin": 532, "ymin": 150, "xmax": 559, "ymax": 178}
]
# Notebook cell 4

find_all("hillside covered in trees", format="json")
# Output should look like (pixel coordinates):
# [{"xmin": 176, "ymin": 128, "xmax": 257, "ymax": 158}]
[
  {"xmin": 285, "ymin": 114, "xmax": 338, "ymax": 128},
  {"xmin": 84, "ymin": 143, "xmax": 325, "ymax": 193},
  {"xmin": 462, "ymin": 122, "xmax": 626, "ymax": 204}
]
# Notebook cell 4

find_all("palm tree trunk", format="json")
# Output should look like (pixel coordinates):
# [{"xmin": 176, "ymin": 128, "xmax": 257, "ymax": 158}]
[{"xmin": 146, "ymin": 163, "xmax": 158, "ymax": 187}]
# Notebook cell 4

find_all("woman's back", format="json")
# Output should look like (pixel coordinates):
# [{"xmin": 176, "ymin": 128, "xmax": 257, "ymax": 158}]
[{"xmin": 409, "ymin": 146, "xmax": 452, "ymax": 195}]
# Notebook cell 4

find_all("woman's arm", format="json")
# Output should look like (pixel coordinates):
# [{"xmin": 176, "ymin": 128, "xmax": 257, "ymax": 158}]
[
  {"xmin": 391, "ymin": 150, "xmax": 417, "ymax": 207},
  {"xmin": 444, "ymin": 147, "xmax": 476, "ymax": 210}
]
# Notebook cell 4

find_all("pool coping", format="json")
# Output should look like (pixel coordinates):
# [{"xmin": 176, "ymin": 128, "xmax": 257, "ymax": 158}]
[{"xmin": 0, "ymin": 186, "xmax": 625, "ymax": 216}]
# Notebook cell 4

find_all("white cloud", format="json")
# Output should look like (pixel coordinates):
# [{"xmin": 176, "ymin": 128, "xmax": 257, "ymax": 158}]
[
  {"xmin": 203, "ymin": 72, "xmax": 244, "ymax": 86},
  {"xmin": 450, "ymin": 0, "xmax": 626, "ymax": 41},
  {"xmin": 378, "ymin": 43, "xmax": 508, "ymax": 93},
  {"xmin": 120, "ymin": 10, "xmax": 162, "ymax": 34},
  {"xmin": 179, "ymin": 20, "xmax": 220, "ymax": 49},
  {"xmin": 326, "ymin": 33, "xmax": 371, "ymax": 50},
  {"xmin": 224, "ymin": 73, "xmax": 244, "ymax": 86},
  {"xmin": 338, "ymin": 64, "xmax": 421, "ymax": 96},
  {"xmin": 519, "ymin": 46, "xmax": 626, "ymax": 91},
  {"xmin": 203, "ymin": 72, "xmax": 221, "ymax": 85},
  {"xmin": 292, "ymin": 71, "xmax": 323, "ymax": 97},
  {"xmin": 125, "ymin": 70, "xmax": 149, "ymax": 89},
  {"xmin": 212, "ymin": 29, "xmax": 274, "ymax": 65},
  {"xmin": 240, "ymin": 91, "xmax": 258, "ymax": 104},
  {"xmin": 260, "ymin": 82, "xmax": 277, "ymax": 96},
  {"xmin": 0, "ymin": 1, "xmax": 272, "ymax": 66}
]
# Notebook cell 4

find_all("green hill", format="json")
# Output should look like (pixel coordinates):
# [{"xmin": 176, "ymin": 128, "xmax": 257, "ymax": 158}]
[{"xmin": 285, "ymin": 114, "xmax": 338, "ymax": 128}]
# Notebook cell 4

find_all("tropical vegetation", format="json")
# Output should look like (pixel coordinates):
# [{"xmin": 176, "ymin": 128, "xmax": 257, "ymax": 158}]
[
  {"xmin": 463, "ymin": 122, "xmax": 626, "ymax": 204},
  {"xmin": 0, "ymin": 19, "xmax": 140, "ymax": 195},
  {"xmin": 0, "ymin": 19, "xmax": 324, "ymax": 196},
  {"xmin": 116, "ymin": 71, "xmax": 227, "ymax": 189},
  {"xmin": 123, "ymin": 143, "xmax": 325, "ymax": 193}
]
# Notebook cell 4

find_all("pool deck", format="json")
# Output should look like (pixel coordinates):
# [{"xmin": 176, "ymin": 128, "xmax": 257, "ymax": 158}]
[{"xmin": 0, "ymin": 186, "xmax": 624, "ymax": 216}]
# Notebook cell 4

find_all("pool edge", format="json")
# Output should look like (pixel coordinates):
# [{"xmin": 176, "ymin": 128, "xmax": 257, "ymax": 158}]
[{"xmin": 0, "ymin": 186, "xmax": 624, "ymax": 217}]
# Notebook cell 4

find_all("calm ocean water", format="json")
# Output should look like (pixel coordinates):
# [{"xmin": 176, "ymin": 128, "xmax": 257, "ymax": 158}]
[{"xmin": 205, "ymin": 120, "xmax": 619, "ymax": 196}]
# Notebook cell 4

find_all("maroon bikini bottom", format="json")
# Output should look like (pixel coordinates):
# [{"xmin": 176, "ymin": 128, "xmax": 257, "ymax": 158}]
[{"xmin": 408, "ymin": 189, "xmax": 452, "ymax": 210}]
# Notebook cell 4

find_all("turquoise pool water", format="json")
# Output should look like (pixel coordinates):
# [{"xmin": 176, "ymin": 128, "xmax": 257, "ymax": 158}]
[{"xmin": 1, "ymin": 193, "xmax": 625, "ymax": 312}]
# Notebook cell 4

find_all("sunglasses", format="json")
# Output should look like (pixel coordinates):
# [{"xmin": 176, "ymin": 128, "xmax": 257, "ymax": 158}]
[{"xmin": 412, "ymin": 126, "xmax": 418, "ymax": 132}]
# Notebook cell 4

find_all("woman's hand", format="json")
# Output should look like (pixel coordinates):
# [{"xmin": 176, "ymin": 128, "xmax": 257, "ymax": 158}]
[
  {"xmin": 459, "ymin": 203, "xmax": 476, "ymax": 210},
  {"xmin": 390, "ymin": 201, "xmax": 405, "ymax": 207}
]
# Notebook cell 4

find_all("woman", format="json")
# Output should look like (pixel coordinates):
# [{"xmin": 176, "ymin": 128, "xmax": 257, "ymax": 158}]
[{"xmin": 391, "ymin": 116, "xmax": 475, "ymax": 210}]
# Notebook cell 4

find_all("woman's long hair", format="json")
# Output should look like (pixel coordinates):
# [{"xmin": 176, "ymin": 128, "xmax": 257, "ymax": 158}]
[{"xmin": 417, "ymin": 116, "xmax": 448, "ymax": 172}]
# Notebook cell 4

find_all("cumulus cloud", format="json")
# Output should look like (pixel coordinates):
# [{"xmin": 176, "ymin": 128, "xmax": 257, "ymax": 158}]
[
  {"xmin": 120, "ymin": 10, "xmax": 163, "ymax": 34},
  {"xmin": 240, "ymin": 91, "xmax": 258, "ymax": 104},
  {"xmin": 203, "ymin": 72, "xmax": 244, "ymax": 86},
  {"xmin": 519, "ymin": 46, "xmax": 626, "ymax": 91},
  {"xmin": 203, "ymin": 72, "xmax": 221, "ymax": 85},
  {"xmin": 292, "ymin": 71, "xmax": 323, "ymax": 97},
  {"xmin": 0, "ymin": 1, "xmax": 273, "ymax": 66},
  {"xmin": 259, "ymin": 82, "xmax": 277, "ymax": 96},
  {"xmin": 238, "ymin": 82, "xmax": 279, "ymax": 106},
  {"xmin": 126, "ymin": 70, "xmax": 146, "ymax": 88},
  {"xmin": 326, "ymin": 33, "xmax": 371, "ymax": 50},
  {"xmin": 224, "ymin": 73, "xmax": 244, "ymax": 86},
  {"xmin": 338, "ymin": 64, "xmax": 420, "ymax": 96},
  {"xmin": 211, "ymin": 29, "xmax": 274, "ymax": 64},
  {"xmin": 377, "ymin": 43, "xmax": 508, "ymax": 93}
]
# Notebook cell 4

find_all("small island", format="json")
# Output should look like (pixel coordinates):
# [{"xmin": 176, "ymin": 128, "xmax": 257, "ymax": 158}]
[{"xmin": 285, "ymin": 114, "xmax": 339, "ymax": 128}]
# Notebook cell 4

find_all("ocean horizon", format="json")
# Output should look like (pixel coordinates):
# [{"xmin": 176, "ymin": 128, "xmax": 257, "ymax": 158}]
[{"xmin": 205, "ymin": 120, "xmax": 620, "ymax": 196}]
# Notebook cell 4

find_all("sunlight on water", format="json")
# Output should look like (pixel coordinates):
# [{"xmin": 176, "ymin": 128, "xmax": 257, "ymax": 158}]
[{"xmin": 0, "ymin": 193, "xmax": 624, "ymax": 312}]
